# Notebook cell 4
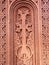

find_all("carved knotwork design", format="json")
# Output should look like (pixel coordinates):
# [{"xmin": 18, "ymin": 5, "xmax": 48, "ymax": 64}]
[
  {"xmin": 41, "ymin": 0, "xmax": 49, "ymax": 65},
  {"xmin": 1, "ymin": 0, "xmax": 7, "ymax": 65}
]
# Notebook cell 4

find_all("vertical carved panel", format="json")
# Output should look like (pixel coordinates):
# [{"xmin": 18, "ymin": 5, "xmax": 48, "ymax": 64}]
[
  {"xmin": 14, "ymin": 6, "xmax": 34, "ymax": 65},
  {"xmin": 1, "ymin": 0, "xmax": 8, "ymax": 65},
  {"xmin": 41, "ymin": 0, "xmax": 49, "ymax": 65},
  {"xmin": 10, "ymin": 1, "xmax": 39, "ymax": 65}
]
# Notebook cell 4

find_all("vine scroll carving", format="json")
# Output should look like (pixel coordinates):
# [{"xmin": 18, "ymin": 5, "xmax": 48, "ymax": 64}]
[{"xmin": 10, "ymin": 1, "xmax": 39, "ymax": 65}]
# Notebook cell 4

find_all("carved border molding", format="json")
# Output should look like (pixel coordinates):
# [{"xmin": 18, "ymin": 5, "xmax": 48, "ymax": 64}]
[
  {"xmin": 9, "ymin": 0, "xmax": 39, "ymax": 6},
  {"xmin": 0, "ymin": 0, "xmax": 8, "ymax": 65},
  {"xmin": 41, "ymin": 0, "xmax": 49, "ymax": 65}
]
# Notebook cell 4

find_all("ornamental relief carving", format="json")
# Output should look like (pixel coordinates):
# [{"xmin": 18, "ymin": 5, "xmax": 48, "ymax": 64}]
[
  {"xmin": 1, "ymin": 0, "xmax": 8, "ymax": 65},
  {"xmin": 10, "ymin": 0, "xmax": 39, "ymax": 65},
  {"xmin": 1, "ymin": 0, "xmax": 49, "ymax": 65},
  {"xmin": 14, "ymin": 7, "xmax": 34, "ymax": 65},
  {"xmin": 41, "ymin": 0, "xmax": 49, "ymax": 65},
  {"xmin": 9, "ymin": 0, "xmax": 38, "ymax": 6}
]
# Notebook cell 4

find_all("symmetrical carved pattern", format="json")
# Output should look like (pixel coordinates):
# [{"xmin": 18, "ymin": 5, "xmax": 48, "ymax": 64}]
[
  {"xmin": 14, "ymin": 7, "xmax": 34, "ymax": 65},
  {"xmin": 9, "ymin": 0, "xmax": 38, "ymax": 6},
  {"xmin": 0, "ymin": 0, "xmax": 39, "ymax": 65},
  {"xmin": 1, "ymin": 0, "xmax": 8, "ymax": 65},
  {"xmin": 41, "ymin": 0, "xmax": 49, "ymax": 65}
]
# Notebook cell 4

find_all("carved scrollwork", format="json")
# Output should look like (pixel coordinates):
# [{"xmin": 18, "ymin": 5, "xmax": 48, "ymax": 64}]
[
  {"xmin": 15, "ymin": 23, "xmax": 22, "ymax": 33},
  {"xmin": 16, "ymin": 55, "xmax": 33, "ymax": 65},
  {"xmin": 26, "ymin": 23, "xmax": 33, "ymax": 45},
  {"xmin": 16, "ymin": 46, "xmax": 33, "ymax": 65},
  {"xmin": 14, "ymin": 6, "xmax": 34, "ymax": 65}
]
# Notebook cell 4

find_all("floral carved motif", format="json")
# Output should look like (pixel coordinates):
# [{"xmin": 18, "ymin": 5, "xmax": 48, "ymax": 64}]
[{"xmin": 14, "ymin": 7, "xmax": 34, "ymax": 65}]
